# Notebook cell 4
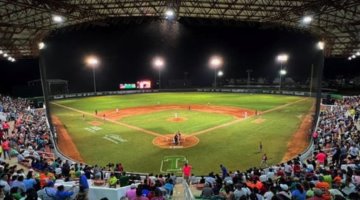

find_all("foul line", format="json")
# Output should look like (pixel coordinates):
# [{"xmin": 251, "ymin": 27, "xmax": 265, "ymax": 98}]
[
  {"xmin": 50, "ymin": 102, "xmax": 164, "ymax": 137},
  {"xmin": 190, "ymin": 98, "xmax": 309, "ymax": 136}
]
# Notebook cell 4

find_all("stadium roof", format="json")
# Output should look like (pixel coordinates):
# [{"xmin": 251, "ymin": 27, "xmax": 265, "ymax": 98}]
[{"xmin": 1, "ymin": 0, "xmax": 360, "ymax": 59}]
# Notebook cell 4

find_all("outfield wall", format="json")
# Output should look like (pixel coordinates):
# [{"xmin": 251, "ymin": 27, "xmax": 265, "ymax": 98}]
[{"xmin": 49, "ymin": 88, "xmax": 321, "ymax": 100}]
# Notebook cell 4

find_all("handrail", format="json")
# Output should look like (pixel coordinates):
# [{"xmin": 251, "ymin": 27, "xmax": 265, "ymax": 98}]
[{"xmin": 183, "ymin": 179, "xmax": 195, "ymax": 200}]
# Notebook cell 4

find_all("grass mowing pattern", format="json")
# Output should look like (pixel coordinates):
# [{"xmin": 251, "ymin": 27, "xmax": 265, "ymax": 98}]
[
  {"xmin": 50, "ymin": 93, "xmax": 315, "ymax": 174},
  {"xmin": 121, "ymin": 110, "xmax": 234, "ymax": 135}
]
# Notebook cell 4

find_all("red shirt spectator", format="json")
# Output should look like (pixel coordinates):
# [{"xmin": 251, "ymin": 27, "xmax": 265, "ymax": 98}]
[
  {"xmin": 1, "ymin": 140, "xmax": 9, "ymax": 151},
  {"xmin": 315, "ymin": 152, "xmax": 327, "ymax": 164}
]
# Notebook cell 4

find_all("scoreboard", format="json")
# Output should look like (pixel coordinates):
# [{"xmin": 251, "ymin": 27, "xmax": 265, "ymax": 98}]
[{"xmin": 119, "ymin": 80, "xmax": 151, "ymax": 90}]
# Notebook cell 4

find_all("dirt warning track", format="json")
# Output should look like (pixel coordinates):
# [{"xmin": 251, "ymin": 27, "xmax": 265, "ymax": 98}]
[{"xmin": 51, "ymin": 115, "xmax": 84, "ymax": 162}]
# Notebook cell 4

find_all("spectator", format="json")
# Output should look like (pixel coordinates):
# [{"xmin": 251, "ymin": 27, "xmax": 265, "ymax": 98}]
[
  {"xmin": 182, "ymin": 163, "xmax": 192, "ymax": 184},
  {"xmin": 108, "ymin": 173, "xmax": 118, "ymax": 188},
  {"xmin": 55, "ymin": 185, "xmax": 74, "ymax": 200},
  {"xmin": 130, "ymin": 188, "xmax": 149, "ymax": 200},
  {"xmin": 201, "ymin": 182, "xmax": 214, "ymax": 199},
  {"xmin": 37, "ymin": 181, "xmax": 56, "ymax": 200},
  {"xmin": 23, "ymin": 171, "xmax": 36, "ymax": 192},
  {"xmin": 291, "ymin": 183, "xmax": 306, "ymax": 200},
  {"xmin": 11, "ymin": 176, "xmax": 26, "ymax": 193},
  {"xmin": 74, "ymin": 186, "xmax": 88, "ymax": 200},
  {"xmin": 125, "ymin": 184, "xmax": 137, "ymax": 199},
  {"xmin": 78, "ymin": 172, "xmax": 89, "ymax": 194},
  {"xmin": 220, "ymin": 164, "xmax": 228, "ymax": 179}
]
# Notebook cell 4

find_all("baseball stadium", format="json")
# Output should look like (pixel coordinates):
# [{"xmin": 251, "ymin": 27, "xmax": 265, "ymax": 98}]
[{"xmin": 1, "ymin": 1, "xmax": 360, "ymax": 200}]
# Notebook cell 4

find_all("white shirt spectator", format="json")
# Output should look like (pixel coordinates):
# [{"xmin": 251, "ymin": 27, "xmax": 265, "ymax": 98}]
[{"xmin": 263, "ymin": 191, "xmax": 274, "ymax": 200}]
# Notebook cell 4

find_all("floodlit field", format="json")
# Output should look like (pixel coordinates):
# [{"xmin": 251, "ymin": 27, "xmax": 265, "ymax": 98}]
[{"xmin": 50, "ymin": 92, "xmax": 315, "ymax": 175}]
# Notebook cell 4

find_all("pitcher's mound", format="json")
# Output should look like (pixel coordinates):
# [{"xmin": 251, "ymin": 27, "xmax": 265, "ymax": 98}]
[
  {"xmin": 152, "ymin": 134, "xmax": 199, "ymax": 149},
  {"xmin": 167, "ymin": 117, "xmax": 187, "ymax": 123}
]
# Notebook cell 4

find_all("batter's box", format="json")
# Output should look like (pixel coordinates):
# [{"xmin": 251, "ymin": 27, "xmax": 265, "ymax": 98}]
[{"xmin": 160, "ymin": 156, "xmax": 188, "ymax": 173}]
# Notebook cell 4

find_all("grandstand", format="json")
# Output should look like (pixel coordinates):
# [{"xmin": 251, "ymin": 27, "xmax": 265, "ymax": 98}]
[{"xmin": 0, "ymin": 1, "xmax": 360, "ymax": 200}]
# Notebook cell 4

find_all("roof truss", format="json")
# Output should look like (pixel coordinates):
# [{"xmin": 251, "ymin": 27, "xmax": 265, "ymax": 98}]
[{"xmin": 0, "ymin": 0, "xmax": 359, "ymax": 58}]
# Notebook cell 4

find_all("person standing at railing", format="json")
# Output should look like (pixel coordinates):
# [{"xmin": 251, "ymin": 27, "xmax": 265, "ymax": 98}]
[
  {"xmin": 220, "ymin": 164, "xmax": 228, "ymax": 179},
  {"xmin": 108, "ymin": 173, "xmax": 118, "ymax": 188},
  {"xmin": 182, "ymin": 163, "xmax": 192, "ymax": 184},
  {"xmin": 78, "ymin": 171, "xmax": 89, "ymax": 196}
]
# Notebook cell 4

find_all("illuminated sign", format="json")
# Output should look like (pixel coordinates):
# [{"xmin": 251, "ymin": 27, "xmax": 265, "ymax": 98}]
[
  {"xmin": 137, "ymin": 80, "xmax": 151, "ymax": 89},
  {"xmin": 119, "ymin": 83, "xmax": 136, "ymax": 89}
]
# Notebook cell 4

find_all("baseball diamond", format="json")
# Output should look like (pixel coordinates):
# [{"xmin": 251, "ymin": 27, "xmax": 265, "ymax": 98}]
[{"xmin": 50, "ymin": 92, "xmax": 314, "ymax": 174}]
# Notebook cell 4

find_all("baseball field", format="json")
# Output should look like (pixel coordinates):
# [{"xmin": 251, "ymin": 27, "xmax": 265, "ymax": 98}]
[{"xmin": 49, "ymin": 92, "xmax": 315, "ymax": 175}]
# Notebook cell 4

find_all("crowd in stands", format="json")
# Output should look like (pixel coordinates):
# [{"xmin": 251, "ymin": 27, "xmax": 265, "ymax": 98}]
[{"xmin": 2, "ymin": 94, "xmax": 360, "ymax": 200}]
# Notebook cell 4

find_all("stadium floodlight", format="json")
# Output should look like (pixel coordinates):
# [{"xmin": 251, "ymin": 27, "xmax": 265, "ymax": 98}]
[
  {"xmin": 276, "ymin": 53, "xmax": 288, "ymax": 92},
  {"xmin": 218, "ymin": 70, "xmax": 224, "ymax": 77},
  {"xmin": 11, "ymin": 58, "xmax": 15, "ymax": 62},
  {"xmin": 86, "ymin": 56, "xmax": 99, "ymax": 66},
  {"xmin": 38, "ymin": 42, "xmax": 45, "ymax": 50},
  {"xmin": 276, "ymin": 54, "xmax": 289, "ymax": 63},
  {"xmin": 348, "ymin": 57, "xmax": 352, "ymax": 60},
  {"xmin": 209, "ymin": 55, "xmax": 223, "ymax": 88},
  {"xmin": 3, "ymin": 53, "xmax": 8, "ymax": 57},
  {"xmin": 152, "ymin": 57, "xmax": 165, "ymax": 89},
  {"xmin": 52, "ymin": 15, "xmax": 64, "ymax": 23},
  {"xmin": 352, "ymin": 55, "xmax": 356, "ymax": 58},
  {"xmin": 209, "ymin": 56, "xmax": 223, "ymax": 69},
  {"xmin": 0, "ymin": 50, "xmax": 3, "ymax": 54},
  {"xmin": 302, "ymin": 16, "xmax": 313, "ymax": 24},
  {"xmin": 356, "ymin": 52, "xmax": 360, "ymax": 56},
  {"xmin": 153, "ymin": 57, "xmax": 165, "ymax": 70},
  {"xmin": 317, "ymin": 41, "xmax": 325, "ymax": 50},
  {"xmin": 280, "ymin": 69, "xmax": 287, "ymax": 75},
  {"xmin": 7, "ymin": 57, "xmax": 12, "ymax": 61},
  {"xmin": 85, "ymin": 56, "xmax": 100, "ymax": 93},
  {"xmin": 165, "ymin": 9, "xmax": 175, "ymax": 18}
]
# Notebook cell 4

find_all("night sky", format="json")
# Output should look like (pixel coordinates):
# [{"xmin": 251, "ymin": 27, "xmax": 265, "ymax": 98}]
[{"xmin": 1, "ymin": 18, "xmax": 359, "ymax": 94}]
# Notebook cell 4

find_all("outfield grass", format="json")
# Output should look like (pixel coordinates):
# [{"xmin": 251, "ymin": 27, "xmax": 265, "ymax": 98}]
[
  {"xmin": 50, "ymin": 92, "xmax": 315, "ymax": 175},
  {"xmin": 54, "ymin": 92, "xmax": 303, "ymax": 112}
]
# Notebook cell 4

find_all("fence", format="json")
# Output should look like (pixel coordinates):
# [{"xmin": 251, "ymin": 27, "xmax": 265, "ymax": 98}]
[{"xmin": 49, "ymin": 88, "xmax": 325, "ymax": 100}]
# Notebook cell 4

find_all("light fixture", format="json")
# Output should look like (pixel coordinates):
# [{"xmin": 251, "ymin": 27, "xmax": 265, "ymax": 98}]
[
  {"xmin": 277, "ymin": 54, "xmax": 289, "ymax": 62},
  {"xmin": 85, "ymin": 56, "xmax": 100, "ymax": 67},
  {"xmin": 152, "ymin": 57, "xmax": 165, "ymax": 70},
  {"xmin": 0, "ymin": 50, "xmax": 3, "ymax": 54},
  {"xmin": 209, "ymin": 56, "xmax": 223, "ymax": 69},
  {"xmin": 52, "ymin": 15, "xmax": 64, "ymax": 23},
  {"xmin": 352, "ymin": 55, "xmax": 356, "ymax": 58},
  {"xmin": 356, "ymin": 52, "xmax": 360, "ymax": 56},
  {"xmin": 38, "ymin": 42, "xmax": 45, "ymax": 50},
  {"xmin": 348, "ymin": 57, "xmax": 352, "ymax": 60},
  {"xmin": 165, "ymin": 10, "xmax": 175, "ymax": 17},
  {"xmin": 302, "ymin": 16, "xmax": 313, "ymax": 24},
  {"xmin": 3, "ymin": 53, "xmax": 8, "ymax": 57},
  {"xmin": 7, "ymin": 57, "xmax": 12, "ymax": 61},
  {"xmin": 280, "ymin": 69, "xmax": 287, "ymax": 75},
  {"xmin": 317, "ymin": 41, "xmax": 325, "ymax": 50},
  {"xmin": 152, "ymin": 56, "xmax": 165, "ymax": 89},
  {"xmin": 218, "ymin": 70, "xmax": 224, "ymax": 77}
]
